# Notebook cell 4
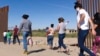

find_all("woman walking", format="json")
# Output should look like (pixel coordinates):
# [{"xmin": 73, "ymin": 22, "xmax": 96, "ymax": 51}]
[
  {"xmin": 74, "ymin": 2, "xmax": 96, "ymax": 56},
  {"xmin": 56, "ymin": 17, "xmax": 69, "ymax": 54}
]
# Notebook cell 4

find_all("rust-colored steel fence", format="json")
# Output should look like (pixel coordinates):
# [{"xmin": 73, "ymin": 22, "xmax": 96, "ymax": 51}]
[
  {"xmin": 0, "ymin": 6, "xmax": 9, "ymax": 42},
  {"xmin": 77, "ymin": 0, "xmax": 100, "ymax": 49}
]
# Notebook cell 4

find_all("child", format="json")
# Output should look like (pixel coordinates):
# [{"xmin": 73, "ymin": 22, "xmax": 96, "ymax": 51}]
[
  {"xmin": 3, "ymin": 30, "xmax": 7, "ymax": 44},
  {"xmin": 45, "ymin": 27, "xmax": 49, "ymax": 37},
  {"xmin": 92, "ymin": 12, "xmax": 100, "ymax": 55},
  {"xmin": 47, "ymin": 24, "xmax": 55, "ymax": 49},
  {"xmin": 6, "ymin": 30, "xmax": 12, "ymax": 45}
]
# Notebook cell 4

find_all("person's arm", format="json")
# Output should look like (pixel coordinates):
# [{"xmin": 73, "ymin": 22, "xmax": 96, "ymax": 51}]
[
  {"xmin": 18, "ymin": 22, "xmax": 23, "ymax": 34},
  {"xmin": 29, "ymin": 22, "xmax": 32, "ymax": 37},
  {"xmin": 94, "ymin": 24, "xmax": 98, "ymax": 29},
  {"xmin": 78, "ymin": 14, "xmax": 85, "ymax": 29},
  {"xmin": 56, "ymin": 25, "xmax": 60, "ymax": 32},
  {"xmin": 88, "ymin": 18, "xmax": 96, "ymax": 36}
]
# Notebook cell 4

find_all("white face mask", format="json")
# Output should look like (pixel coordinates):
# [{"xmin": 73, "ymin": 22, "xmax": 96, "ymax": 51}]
[{"xmin": 76, "ymin": 8, "xmax": 80, "ymax": 12}]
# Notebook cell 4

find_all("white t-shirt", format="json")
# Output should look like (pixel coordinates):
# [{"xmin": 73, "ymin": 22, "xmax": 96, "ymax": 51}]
[
  {"xmin": 77, "ymin": 9, "xmax": 90, "ymax": 30},
  {"xmin": 48, "ymin": 27, "xmax": 55, "ymax": 36},
  {"xmin": 3, "ymin": 32, "xmax": 7, "ymax": 37},
  {"xmin": 58, "ymin": 22, "xmax": 66, "ymax": 34}
]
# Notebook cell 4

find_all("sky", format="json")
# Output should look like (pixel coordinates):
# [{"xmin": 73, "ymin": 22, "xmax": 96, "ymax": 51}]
[{"xmin": 0, "ymin": 0, "xmax": 77, "ymax": 30}]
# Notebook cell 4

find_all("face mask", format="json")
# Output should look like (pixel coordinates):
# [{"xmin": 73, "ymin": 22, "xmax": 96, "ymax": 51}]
[{"xmin": 76, "ymin": 8, "xmax": 80, "ymax": 12}]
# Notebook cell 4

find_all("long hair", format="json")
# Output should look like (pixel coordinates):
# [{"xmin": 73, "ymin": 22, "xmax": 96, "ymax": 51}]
[{"xmin": 94, "ymin": 12, "xmax": 100, "ymax": 25}]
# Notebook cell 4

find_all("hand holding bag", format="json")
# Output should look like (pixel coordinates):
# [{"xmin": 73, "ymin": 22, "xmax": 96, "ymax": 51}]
[{"xmin": 28, "ymin": 37, "xmax": 33, "ymax": 47}]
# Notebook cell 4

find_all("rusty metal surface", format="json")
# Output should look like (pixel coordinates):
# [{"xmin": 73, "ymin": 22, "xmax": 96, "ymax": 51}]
[{"xmin": 0, "ymin": 6, "xmax": 9, "ymax": 42}]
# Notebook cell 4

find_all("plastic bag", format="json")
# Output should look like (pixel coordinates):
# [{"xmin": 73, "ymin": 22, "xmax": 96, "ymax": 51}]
[{"xmin": 27, "ymin": 37, "xmax": 33, "ymax": 47}]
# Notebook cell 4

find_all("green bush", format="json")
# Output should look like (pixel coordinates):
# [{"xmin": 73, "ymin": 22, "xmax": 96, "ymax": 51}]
[
  {"xmin": 32, "ymin": 30, "xmax": 77, "ymax": 37},
  {"xmin": 32, "ymin": 31, "xmax": 46, "ymax": 37},
  {"xmin": 9, "ymin": 30, "xmax": 77, "ymax": 37},
  {"xmin": 66, "ymin": 33, "xmax": 77, "ymax": 38}
]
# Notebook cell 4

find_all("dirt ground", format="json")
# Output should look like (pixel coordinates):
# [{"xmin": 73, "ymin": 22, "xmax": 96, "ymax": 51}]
[{"xmin": 0, "ymin": 37, "xmax": 92, "ymax": 56}]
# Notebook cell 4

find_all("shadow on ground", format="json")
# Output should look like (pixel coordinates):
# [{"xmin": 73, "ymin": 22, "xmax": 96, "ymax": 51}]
[
  {"xmin": 52, "ymin": 47, "xmax": 59, "ymax": 50},
  {"xmin": 28, "ymin": 48, "xmax": 46, "ymax": 54},
  {"xmin": 70, "ymin": 43, "xmax": 78, "ymax": 46}
]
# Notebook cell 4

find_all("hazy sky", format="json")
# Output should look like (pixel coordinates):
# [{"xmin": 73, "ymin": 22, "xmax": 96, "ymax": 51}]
[{"xmin": 0, "ymin": 0, "xmax": 77, "ymax": 30}]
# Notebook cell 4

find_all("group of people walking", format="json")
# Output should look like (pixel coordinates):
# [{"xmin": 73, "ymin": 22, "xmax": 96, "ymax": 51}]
[
  {"xmin": 3, "ymin": 14, "xmax": 32, "ymax": 55},
  {"xmin": 57, "ymin": 17, "xmax": 69, "ymax": 53},
  {"xmin": 3, "ymin": 25, "xmax": 20, "ymax": 45},
  {"xmin": 2, "ymin": 1, "xmax": 100, "ymax": 56},
  {"xmin": 46, "ymin": 1, "xmax": 100, "ymax": 56},
  {"xmin": 46, "ymin": 17, "xmax": 69, "ymax": 53}
]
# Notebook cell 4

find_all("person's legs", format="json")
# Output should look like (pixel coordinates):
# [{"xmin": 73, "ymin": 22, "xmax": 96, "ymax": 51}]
[
  {"xmin": 4, "ymin": 36, "xmax": 7, "ymax": 44},
  {"xmin": 13, "ymin": 35, "xmax": 16, "ymax": 44},
  {"xmin": 78, "ymin": 30, "xmax": 84, "ymax": 56},
  {"xmin": 47, "ymin": 36, "xmax": 49, "ymax": 44},
  {"xmin": 78, "ymin": 29, "xmax": 95, "ymax": 56},
  {"xmin": 61, "ymin": 33, "xmax": 66, "ymax": 49},
  {"xmin": 16, "ymin": 35, "xmax": 20, "ymax": 45},
  {"xmin": 49, "ymin": 36, "xmax": 53, "ymax": 48},
  {"xmin": 8, "ymin": 38, "xmax": 11, "ymax": 45},
  {"xmin": 23, "ymin": 31, "xmax": 29, "ymax": 53},
  {"xmin": 50, "ymin": 36, "xmax": 53, "ymax": 48},
  {"xmin": 58, "ymin": 34, "xmax": 62, "ymax": 49},
  {"xmin": 58, "ymin": 34, "xmax": 67, "ymax": 52},
  {"xmin": 47, "ymin": 36, "xmax": 53, "ymax": 48}
]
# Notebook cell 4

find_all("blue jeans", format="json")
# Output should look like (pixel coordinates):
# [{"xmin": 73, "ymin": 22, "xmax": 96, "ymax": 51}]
[
  {"xmin": 4, "ymin": 36, "xmax": 7, "ymax": 44},
  {"xmin": 78, "ymin": 29, "xmax": 95, "ymax": 56},
  {"xmin": 13, "ymin": 35, "xmax": 20, "ymax": 44},
  {"xmin": 47, "ymin": 35, "xmax": 54, "ymax": 46},
  {"xmin": 58, "ymin": 33, "xmax": 66, "ymax": 49},
  {"xmin": 23, "ymin": 31, "xmax": 29, "ymax": 51},
  {"xmin": 7, "ymin": 38, "xmax": 11, "ymax": 44}
]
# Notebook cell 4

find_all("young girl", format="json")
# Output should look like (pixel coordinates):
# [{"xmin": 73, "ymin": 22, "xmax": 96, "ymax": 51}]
[
  {"xmin": 92, "ymin": 12, "xmax": 100, "ymax": 55},
  {"xmin": 47, "ymin": 24, "xmax": 55, "ymax": 49},
  {"xmin": 6, "ymin": 30, "xmax": 12, "ymax": 45},
  {"xmin": 3, "ymin": 30, "xmax": 7, "ymax": 44},
  {"xmin": 45, "ymin": 27, "xmax": 49, "ymax": 37}
]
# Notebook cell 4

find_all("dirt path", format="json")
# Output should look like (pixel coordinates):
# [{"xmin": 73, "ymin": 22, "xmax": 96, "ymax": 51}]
[{"xmin": 0, "ymin": 37, "xmax": 81, "ymax": 56}]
